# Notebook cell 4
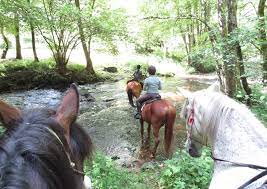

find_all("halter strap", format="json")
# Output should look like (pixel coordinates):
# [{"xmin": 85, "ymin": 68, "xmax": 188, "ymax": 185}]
[
  {"xmin": 45, "ymin": 127, "xmax": 85, "ymax": 176},
  {"xmin": 187, "ymin": 101, "xmax": 207, "ymax": 146}
]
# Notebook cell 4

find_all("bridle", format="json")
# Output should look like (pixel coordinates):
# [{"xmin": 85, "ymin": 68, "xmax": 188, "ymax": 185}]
[
  {"xmin": 186, "ymin": 100, "xmax": 267, "ymax": 188},
  {"xmin": 186, "ymin": 100, "xmax": 207, "ymax": 146},
  {"xmin": 45, "ymin": 127, "xmax": 85, "ymax": 176}
]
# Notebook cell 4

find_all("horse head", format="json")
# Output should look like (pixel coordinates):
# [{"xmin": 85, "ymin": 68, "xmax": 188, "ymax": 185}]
[
  {"xmin": 178, "ymin": 82, "xmax": 220, "ymax": 157},
  {"xmin": 0, "ymin": 84, "xmax": 93, "ymax": 189}
]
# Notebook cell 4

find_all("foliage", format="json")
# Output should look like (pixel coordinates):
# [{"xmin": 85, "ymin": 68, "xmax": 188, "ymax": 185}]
[
  {"xmin": 235, "ymin": 84, "xmax": 267, "ymax": 126},
  {"xmin": 190, "ymin": 45, "xmax": 217, "ymax": 73},
  {"xmin": 126, "ymin": 60, "xmax": 149, "ymax": 76},
  {"xmin": 85, "ymin": 153, "xmax": 159, "ymax": 189},
  {"xmin": 81, "ymin": 0, "xmax": 128, "ymax": 55},
  {"xmin": 160, "ymin": 149, "xmax": 213, "ymax": 189},
  {"xmin": 0, "ymin": 59, "xmax": 102, "ymax": 92},
  {"xmin": 250, "ymin": 85, "xmax": 267, "ymax": 125}
]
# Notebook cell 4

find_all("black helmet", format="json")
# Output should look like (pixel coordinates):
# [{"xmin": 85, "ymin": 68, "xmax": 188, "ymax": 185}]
[
  {"xmin": 148, "ymin": 65, "xmax": 156, "ymax": 75},
  {"xmin": 137, "ymin": 65, "xmax": 141, "ymax": 69}
]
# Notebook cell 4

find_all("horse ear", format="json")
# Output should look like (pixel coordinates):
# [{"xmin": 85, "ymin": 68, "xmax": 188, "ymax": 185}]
[
  {"xmin": 207, "ymin": 81, "xmax": 220, "ymax": 92},
  {"xmin": 55, "ymin": 84, "xmax": 79, "ymax": 141},
  {"xmin": 0, "ymin": 100, "xmax": 22, "ymax": 128},
  {"xmin": 177, "ymin": 87, "xmax": 193, "ymax": 99}
]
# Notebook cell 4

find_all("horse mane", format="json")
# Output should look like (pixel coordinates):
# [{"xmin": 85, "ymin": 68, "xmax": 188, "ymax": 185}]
[
  {"xmin": 0, "ymin": 108, "xmax": 93, "ymax": 189},
  {"xmin": 200, "ymin": 92, "xmax": 265, "ymax": 140}
]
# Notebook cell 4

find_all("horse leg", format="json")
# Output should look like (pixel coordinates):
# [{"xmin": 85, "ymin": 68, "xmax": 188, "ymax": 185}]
[
  {"xmin": 151, "ymin": 126, "xmax": 160, "ymax": 158},
  {"xmin": 145, "ymin": 123, "xmax": 151, "ymax": 148},
  {"xmin": 140, "ymin": 118, "xmax": 144, "ymax": 146}
]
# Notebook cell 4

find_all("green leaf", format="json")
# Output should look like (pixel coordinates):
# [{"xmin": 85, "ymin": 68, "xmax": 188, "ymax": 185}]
[{"xmin": 260, "ymin": 96, "xmax": 265, "ymax": 101}]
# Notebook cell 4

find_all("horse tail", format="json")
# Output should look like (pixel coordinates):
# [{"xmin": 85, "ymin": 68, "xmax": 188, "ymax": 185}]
[
  {"xmin": 164, "ymin": 108, "xmax": 176, "ymax": 157},
  {"xmin": 127, "ymin": 89, "xmax": 135, "ymax": 107}
]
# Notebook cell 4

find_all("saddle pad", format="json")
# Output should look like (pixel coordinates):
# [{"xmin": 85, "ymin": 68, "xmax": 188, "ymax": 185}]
[{"xmin": 141, "ymin": 97, "xmax": 161, "ymax": 111}]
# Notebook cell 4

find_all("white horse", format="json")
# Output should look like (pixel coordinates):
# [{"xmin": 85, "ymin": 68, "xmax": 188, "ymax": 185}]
[{"xmin": 179, "ymin": 83, "xmax": 267, "ymax": 189}]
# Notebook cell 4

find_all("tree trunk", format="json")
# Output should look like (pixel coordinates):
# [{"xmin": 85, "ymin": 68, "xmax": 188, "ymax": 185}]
[
  {"xmin": 236, "ymin": 44, "xmax": 252, "ymax": 105},
  {"xmin": 258, "ymin": 0, "xmax": 267, "ymax": 83},
  {"xmin": 15, "ymin": 14, "xmax": 22, "ymax": 59},
  {"xmin": 228, "ymin": 0, "xmax": 251, "ymax": 104},
  {"xmin": 27, "ymin": 0, "xmax": 39, "ymax": 62},
  {"xmin": 30, "ymin": 23, "xmax": 39, "ymax": 62},
  {"xmin": 182, "ymin": 33, "xmax": 191, "ymax": 65},
  {"xmin": 54, "ymin": 52, "xmax": 67, "ymax": 75},
  {"xmin": 86, "ymin": 37, "xmax": 94, "ymax": 73},
  {"xmin": 74, "ymin": 0, "xmax": 95, "ymax": 75},
  {"xmin": 0, "ymin": 26, "xmax": 9, "ymax": 59},
  {"xmin": 218, "ymin": 0, "xmax": 237, "ymax": 97}
]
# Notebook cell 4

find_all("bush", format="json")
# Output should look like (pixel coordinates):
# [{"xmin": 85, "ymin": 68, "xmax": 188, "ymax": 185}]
[
  {"xmin": 0, "ymin": 59, "xmax": 102, "ymax": 92},
  {"xmin": 85, "ymin": 153, "xmax": 158, "ymax": 189},
  {"xmin": 168, "ymin": 51, "xmax": 186, "ymax": 63},
  {"xmin": 190, "ymin": 47, "xmax": 216, "ymax": 73},
  {"xmin": 126, "ymin": 60, "xmax": 149, "ymax": 74},
  {"xmin": 160, "ymin": 149, "xmax": 213, "ymax": 189},
  {"xmin": 250, "ymin": 85, "xmax": 267, "ymax": 125}
]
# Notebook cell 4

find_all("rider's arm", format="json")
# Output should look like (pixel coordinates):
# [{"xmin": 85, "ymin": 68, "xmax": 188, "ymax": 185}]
[
  {"xmin": 143, "ymin": 78, "xmax": 148, "ymax": 91},
  {"xmin": 158, "ymin": 79, "xmax": 162, "ymax": 90}
]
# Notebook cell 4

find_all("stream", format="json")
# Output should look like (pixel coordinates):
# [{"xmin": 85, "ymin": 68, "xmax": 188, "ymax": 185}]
[{"xmin": 0, "ymin": 76, "xmax": 215, "ymax": 166}]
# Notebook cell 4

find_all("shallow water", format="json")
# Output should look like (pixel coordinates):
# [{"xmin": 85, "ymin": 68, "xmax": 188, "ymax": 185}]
[{"xmin": 0, "ymin": 76, "xmax": 215, "ymax": 165}]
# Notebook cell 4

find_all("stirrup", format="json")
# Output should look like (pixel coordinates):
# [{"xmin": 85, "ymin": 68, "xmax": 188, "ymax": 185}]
[{"xmin": 134, "ymin": 112, "xmax": 141, "ymax": 119}]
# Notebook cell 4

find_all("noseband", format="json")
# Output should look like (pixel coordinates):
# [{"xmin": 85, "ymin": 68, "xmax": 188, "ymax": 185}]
[{"xmin": 45, "ymin": 127, "xmax": 85, "ymax": 176}]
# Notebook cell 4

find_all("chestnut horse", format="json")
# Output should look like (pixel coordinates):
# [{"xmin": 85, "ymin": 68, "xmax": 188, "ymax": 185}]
[
  {"xmin": 140, "ymin": 99, "xmax": 176, "ymax": 157},
  {"xmin": 126, "ymin": 81, "xmax": 142, "ymax": 107},
  {"xmin": 0, "ymin": 84, "xmax": 93, "ymax": 189}
]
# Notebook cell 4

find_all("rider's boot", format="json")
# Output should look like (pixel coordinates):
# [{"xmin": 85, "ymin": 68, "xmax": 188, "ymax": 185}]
[{"xmin": 134, "ymin": 102, "xmax": 141, "ymax": 119}]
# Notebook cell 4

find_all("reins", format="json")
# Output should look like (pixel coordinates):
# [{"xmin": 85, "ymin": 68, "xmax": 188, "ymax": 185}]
[
  {"xmin": 212, "ymin": 156, "xmax": 267, "ymax": 170},
  {"xmin": 212, "ymin": 156, "xmax": 267, "ymax": 189}
]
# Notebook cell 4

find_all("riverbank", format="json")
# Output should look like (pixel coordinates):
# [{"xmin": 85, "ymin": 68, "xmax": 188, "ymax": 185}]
[{"xmin": 0, "ymin": 59, "xmax": 108, "ymax": 93}]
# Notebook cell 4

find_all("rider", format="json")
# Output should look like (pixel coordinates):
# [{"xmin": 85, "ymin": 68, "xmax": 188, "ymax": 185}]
[
  {"xmin": 127, "ymin": 64, "xmax": 143, "ymax": 87},
  {"xmin": 134, "ymin": 65, "xmax": 162, "ymax": 119},
  {"xmin": 133, "ymin": 65, "xmax": 143, "ymax": 82}
]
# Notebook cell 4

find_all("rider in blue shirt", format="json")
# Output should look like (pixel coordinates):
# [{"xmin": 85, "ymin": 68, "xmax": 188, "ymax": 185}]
[{"xmin": 135, "ymin": 65, "xmax": 162, "ymax": 119}]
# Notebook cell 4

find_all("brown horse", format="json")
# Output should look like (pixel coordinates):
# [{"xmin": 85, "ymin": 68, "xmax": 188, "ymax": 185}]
[
  {"xmin": 126, "ymin": 81, "xmax": 142, "ymax": 107},
  {"xmin": 140, "ymin": 99, "xmax": 176, "ymax": 158},
  {"xmin": 0, "ymin": 84, "xmax": 93, "ymax": 189}
]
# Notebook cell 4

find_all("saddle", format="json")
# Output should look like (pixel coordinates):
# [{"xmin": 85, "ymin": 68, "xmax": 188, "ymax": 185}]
[{"xmin": 141, "ymin": 95, "xmax": 161, "ymax": 111}]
